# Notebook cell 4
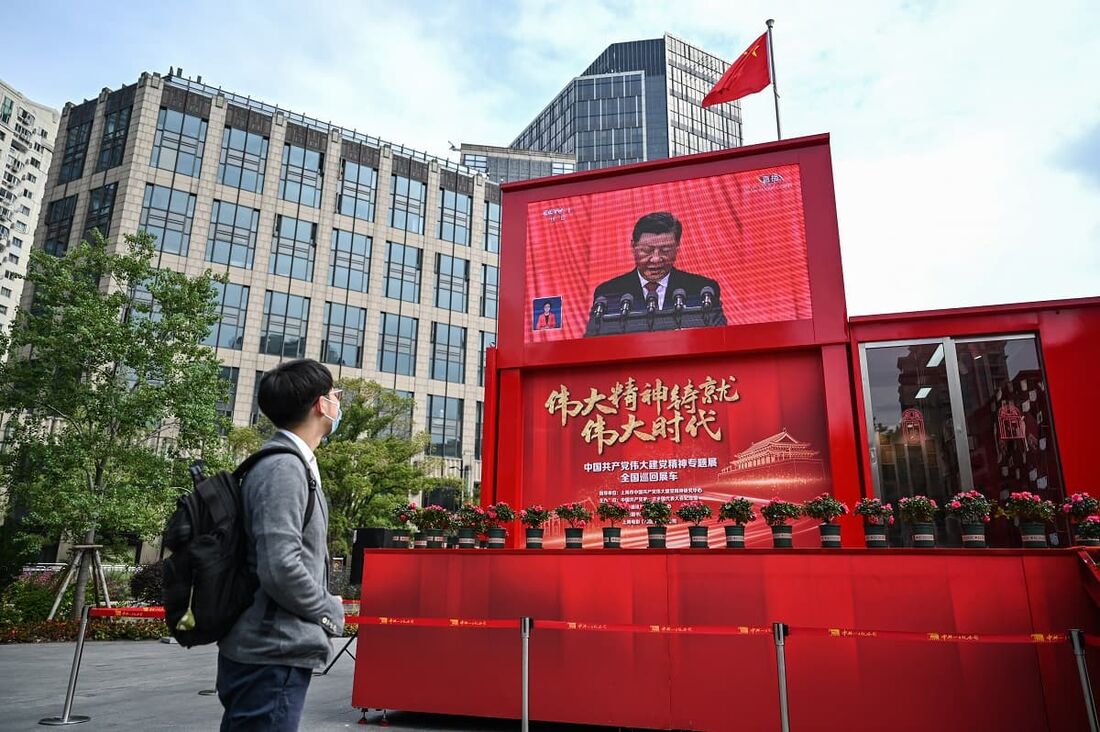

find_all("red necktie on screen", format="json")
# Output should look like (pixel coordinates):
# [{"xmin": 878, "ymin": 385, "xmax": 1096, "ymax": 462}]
[{"xmin": 645, "ymin": 282, "xmax": 659, "ymax": 302}]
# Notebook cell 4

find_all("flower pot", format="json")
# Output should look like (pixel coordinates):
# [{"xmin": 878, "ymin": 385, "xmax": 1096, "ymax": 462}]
[
  {"xmin": 863, "ymin": 520, "xmax": 889, "ymax": 548},
  {"xmin": 602, "ymin": 526, "xmax": 622, "ymax": 549},
  {"xmin": 647, "ymin": 526, "xmax": 667, "ymax": 549},
  {"xmin": 1020, "ymin": 521, "xmax": 1048, "ymax": 548},
  {"xmin": 457, "ymin": 528, "xmax": 477, "ymax": 548},
  {"xmin": 910, "ymin": 522, "xmax": 935, "ymax": 548},
  {"xmin": 961, "ymin": 523, "xmax": 987, "ymax": 548},
  {"xmin": 770, "ymin": 525, "xmax": 793, "ymax": 548},
  {"xmin": 487, "ymin": 527, "xmax": 507, "ymax": 548},
  {"xmin": 445, "ymin": 535, "xmax": 459, "ymax": 549},
  {"xmin": 688, "ymin": 525, "xmax": 709, "ymax": 548},
  {"xmin": 819, "ymin": 523, "xmax": 842, "ymax": 548},
  {"xmin": 412, "ymin": 533, "xmax": 427, "ymax": 549},
  {"xmin": 724, "ymin": 524, "xmax": 746, "ymax": 548},
  {"xmin": 525, "ymin": 528, "xmax": 544, "ymax": 549},
  {"xmin": 1081, "ymin": 538, "xmax": 1100, "ymax": 548},
  {"xmin": 424, "ymin": 529, "xmax": 446, "ymax": 549},
  {"xmin": 564, "ymin": 527, "xmax": 584, "ymax": 549},
  {"xmin": 390, "ymin": 531, "xmax": 409, "ymax": 549}
]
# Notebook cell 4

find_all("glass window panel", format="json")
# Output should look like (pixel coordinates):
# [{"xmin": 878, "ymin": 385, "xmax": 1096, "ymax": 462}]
[
  {"xmin": 384, "ymin": 241, "xmax": 421, "ymax": 303},
  {"xmin": 378, "ymin": 312, "xmax": 418, "ymax": 376},
  {"xmin": 438, "ymin": 188, "xmax": 472, "ymax": 245},
  {"xmin": 279, "ymin": 143, "xmax": 323, "ymax": 207},
  {"xmin": 206, "ymin": 200, "xmax": 260, "ymax": 269},
  {"xmin": 150, "ymin": 107, "xmax": 207, "ymax": 177},
  {"xmin": 389, "ymin": 175, "xmax": 426, "ymax": 234},
  {"xmin": 95, "ymin": 107, "xmax": 131, "ymax": 172},
  {"xmin": 430, "ymin": 322, "xmax": 466, "ymax": 383},
  {"xmin": 269, "ymin": 215, "xmax": 316, "ymax": 281},
  {"xmin": 260, "ymin": 290, "xmax": 310, "ymax": 358},
  {"xmin": 480, "ymin": 264, "xmax": 497, "ymax": 319},
  {"xmin": 322, "ymin": 301, "xmax": 367, "ymax": 368},
  {"xmin": 427, "ymin": 395, "xmax": 463, "ymax": 457},
  {"xmin": 338, "ymin": 160, "xmax": 377, "ymax": 221},
  {"xmin": 434, "ymin": 253, "xmax": 469, "ymax": 313},
  {"xmin": 83, "ymin": 183, "xmax": 117, "ymax": 242},
  {"xmin": 329, "ymin": 229, "xmax": 371, "ymax": 293},
  {"xmin": 218, "ymin": 127, "xmax": 268, "ymax": 193},
  {"xmin": 202, "ymin": 282, "xmax": 250, "ymax": 350},
  {"xmin": 139, "ymin": 184, "xmax": 196, "ymax": 256}
]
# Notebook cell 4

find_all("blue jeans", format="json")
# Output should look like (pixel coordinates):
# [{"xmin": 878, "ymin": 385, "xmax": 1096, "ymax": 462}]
[{"xmin": 217, "ymin": 653, "xmax": 312, "ymax": 731}]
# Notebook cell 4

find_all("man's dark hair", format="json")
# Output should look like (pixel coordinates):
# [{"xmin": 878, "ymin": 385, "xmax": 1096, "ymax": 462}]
[
  {"xmin": 632, "ymin": 212, "xmax": 682, "ymax": 244},
  {"xmin": 257, "ymin": 359, "xmax": 334, "ymax": 429}
]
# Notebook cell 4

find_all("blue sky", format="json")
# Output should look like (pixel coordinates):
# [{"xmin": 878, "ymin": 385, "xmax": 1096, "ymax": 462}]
[{"xmin": 5, "ymin": 0, "xmax": 1099, "ymax": 314}]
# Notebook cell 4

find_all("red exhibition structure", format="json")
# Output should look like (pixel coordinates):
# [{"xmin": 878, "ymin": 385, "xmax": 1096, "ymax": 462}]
[{"xmin": 352, "ymin": 135, "xmax": 1100, "ymax": 730}]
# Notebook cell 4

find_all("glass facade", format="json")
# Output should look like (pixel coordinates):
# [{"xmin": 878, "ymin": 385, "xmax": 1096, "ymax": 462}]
[
  {"xmin": 260, "ymin": 290, "xmax": 310, "ymax": 358},
  {"xmin": 96, "ymin": 106, "xmax": 131, "ymax": 172},
  {"xmin": 150, "ymin": 107, "xmax": 208, "ymax": 177},
  {"xmin": 203, "ymin": 282, "xmax": 250, "ymax": 350},
  {"xmin": 389, "ymin": 175, "xmax": 426, "ymax": 234},
  {"xmin": 329, "ymin": 229, "xmax": 371, "ymax": 292},
  {"xmin": 216, "ymin": 366, "xmax": 240, "ymax": 421},
  {"xmin": 428, "ymin": 395, "xmax": 463, "ymax": 457},
  {"xmin": 58, "ymin": 120, "xmax": 92, "ymax": 183},
  {"xmin": 279, "ymin": 144, "xmax": 324, "ymax": 207},
  {"xmin": 218, "ymin": 127, "xmax": 268, "ymax": 193},
  {"xmin": 434, "ymin": 253, "xmax": 469, "ymax": 313},
  {"xmin": 44, "ymin": 195, "xmax": 78, "ymax": 256},
  {"xmin": 378, "ymin": 312, "xmax": 418, "ymax": 376},
  {"xmin": 481, "ymin": 264, "xmax": 498, "ymax": 319},
  {"xmin": 478, "ymin": 330, "xmax": 494, "ymax": 387},
  {"xmin": 270, "ymin": 215, "xmax": 316, "ymax": 281},
  {"xmin": 384, "ymin": 241, "xmax": 421, "ymax": 303},
  {"xmin": 484, "ymin": 200, "xmax": 501, "ymax": 252},
  {"xmin": 431, "ymin": 322, "xmax": 466, "ymax": 383},
  {"xmin": 206, "ymin": 200, "xmax": 260, "ymax": 269},
  {"xmin": 438, "ymin": 188, "xmax": 471, "ymax": 245},
  {"xmin": 83, "ymin": 183, "xmax": 117, "ymax": 241},
  {"xmin": 339, "ymin": 160, "xmax": 377, "ymax": 221},
  {"xmin": 140, "ymin": 184, "xmax": 196, "ymax": 256},
  {"xmin": 322, "ymin": 302, "xmax": 367, "ymax": 368}
]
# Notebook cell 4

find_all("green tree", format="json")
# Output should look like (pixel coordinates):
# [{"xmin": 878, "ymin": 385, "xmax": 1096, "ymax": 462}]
[{"xmin": 0, "ymin": 230, "xmax": 228, "ymax": 617}]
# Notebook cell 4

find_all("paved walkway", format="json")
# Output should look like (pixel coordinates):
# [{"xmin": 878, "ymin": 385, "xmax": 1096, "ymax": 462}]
[{"xmin": 0, "ymin": 639, "xmax": 601, "ymax": 731}]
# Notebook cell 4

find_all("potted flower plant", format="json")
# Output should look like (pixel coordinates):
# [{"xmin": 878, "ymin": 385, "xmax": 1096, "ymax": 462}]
[
  {"xmin": 801, "ymin": 494, "xmax": 848, "ymax": 548},
  {"xmin": 853, "ymin": 498, "xmax": 894, "ymax": 548},
  {"xmin": 417, "ymin": 505, "xmax": 453, "ymax": 549},
  {"xmin": 596, "ymin": 500, "xmax": 630, "ymax": 549},
  {"xmin": 554, "ymin": 502, "xmax": 592, "ymax": 549},
  {"xmin": 761, "ymin": 499, "xmax": 801, "ymax": 548},
  {"xmin": 485, "ymin": 502, "xmax": 515, "ymax": 548},
  {"xmin": 640, "ymin": 498, "xmax": 673, "ymax": 548},
  {"xmin": 898, "ymin": 496, "xmax": 938, "ymax": 548},
  {"xmin": 1074, "ymin": 515, "xmax": 1100, "ymax": 548},
  {"xmin": 455, "ymin": 503, "xmax": 487, "ymax": 548},
  {"xmin": 389, "ymin": 502, "xmax": 418, "ymax": 548},
  {"xmin": 1003, "ymin": 492, "xmax": 1056, "ymax": 548},
  {"xmin": 1062, "ymin": 493, "xmax": 1100, "ymax": 545},
  {"xmin": 675, "ymin": 501, "xmax": 713, "ymax": 548},
  {"xmin": 943, "ymin": 490, "xmax": 993, "ymax": 548},
  {"xmin": 717, "ymin": 498, "xmax": 756, "ymax": 548},
  {"xmin": 520, "ymin": 505, "xmax": 552, "ymax": 549}
]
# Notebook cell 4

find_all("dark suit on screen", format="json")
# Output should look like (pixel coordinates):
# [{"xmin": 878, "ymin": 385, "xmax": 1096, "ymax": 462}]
[{"xmin": 584, "ymin": 267, "xmax": 727, "ymax": 337}]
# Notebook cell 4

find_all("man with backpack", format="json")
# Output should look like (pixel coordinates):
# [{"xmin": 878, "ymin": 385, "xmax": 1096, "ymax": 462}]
[{"xmin": 216, "ymin": 359, "xmax": 346, "ymax": 730}]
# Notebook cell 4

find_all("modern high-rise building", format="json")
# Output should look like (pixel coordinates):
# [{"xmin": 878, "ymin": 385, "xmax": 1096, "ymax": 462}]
[
  {"xmin": 510, "ymin": 34, "xmax": 743, "ymax": 171},
  {"xmin": 34, "ymin": 71, "xmax": 499, "ymax": 489},
  {"xmin": 0, "ymin": 79, "xmax": 59, "ymax": 334},
  {"xmin": 458, "ymin": 142, "xmax": 574, "ymax": 185}
]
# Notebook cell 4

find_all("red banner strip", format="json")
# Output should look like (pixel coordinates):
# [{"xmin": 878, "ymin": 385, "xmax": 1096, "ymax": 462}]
[
  {"xmin": 347, "ymin": 615, "xmax": 515, "ymax": 630},
  {"xmin": 789, "ymin": 626, "xmax": 1067, "ymax": 644},
  {"xmin": 537, "ymin": 619, "xmax": 773, "ymax": 636},
  {"xmin": 89, "ymin": 606, "xmax": 166, "ymax": 619},
  {"xmin": 1084, "ymin": 635, "xmax": 1100, "ymax": 648}
]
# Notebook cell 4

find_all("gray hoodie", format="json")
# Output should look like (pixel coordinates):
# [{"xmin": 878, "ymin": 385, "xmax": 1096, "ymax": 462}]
[{"xmin": 218, "ymin": 432, "xmax": 346, "ymax": 669}]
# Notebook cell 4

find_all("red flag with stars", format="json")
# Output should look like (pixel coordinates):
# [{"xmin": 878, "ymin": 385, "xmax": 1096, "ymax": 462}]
[{"xmin": 701, "ymin": 33, "xmax": 771, "ymax": 107}]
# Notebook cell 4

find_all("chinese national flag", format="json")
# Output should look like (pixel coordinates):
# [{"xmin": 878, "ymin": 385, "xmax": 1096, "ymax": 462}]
[{"xmin": 701, "ymin": 33, "xmax": 771, "ymax": 108}]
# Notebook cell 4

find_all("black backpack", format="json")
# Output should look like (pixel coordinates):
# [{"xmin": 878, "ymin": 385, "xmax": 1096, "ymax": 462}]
[{"xmin": 162, "ymin": 446, "xmax": 316, "ymax": 647}]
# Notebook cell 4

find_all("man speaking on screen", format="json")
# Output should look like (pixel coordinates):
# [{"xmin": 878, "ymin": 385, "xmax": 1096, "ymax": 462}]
[{"xmin": 585, "ymin": 212, "xmax": 727, "ymax": 336}]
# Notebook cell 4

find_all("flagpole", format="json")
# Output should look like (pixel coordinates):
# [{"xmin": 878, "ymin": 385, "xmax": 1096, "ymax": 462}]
[{"xmin": 766, "ymin": 18, "xmax": 782, "ymax": 140}]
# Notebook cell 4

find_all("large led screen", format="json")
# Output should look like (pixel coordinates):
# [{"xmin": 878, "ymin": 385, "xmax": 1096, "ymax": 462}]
[{"xmin": 524, "ymin": 164, "xmax": 813, "ymax": 344}]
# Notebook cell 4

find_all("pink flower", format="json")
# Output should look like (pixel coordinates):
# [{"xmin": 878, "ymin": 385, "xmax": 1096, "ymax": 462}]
[
  {"xmin": 1064, "ymin": 505, "xmax": 1073, "ymax": 513},
  {"xmin": 983, "ymin": 516, "xmax": 990, "ymax": 523},
  {"xmin": 888, "ymin": 517, "xmax": 895, "ymax": 525},
  {"xmin": 950, "ymin": 501, "xmax": 962, "ymax": 509}
]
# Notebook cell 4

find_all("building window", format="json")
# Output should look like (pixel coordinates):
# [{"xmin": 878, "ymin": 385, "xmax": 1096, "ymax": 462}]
[
  {"xmin": 206, "ymin": 200, "xmax": 259, "ymax": 269},
  {"xmin": 279, "ymin": 144, "xmax": 323, "ymax": 208},
  {"xmin": 83, "ymin": 183, "xmax": 118, "ymax": 242},
  {"xmin": 10, "ymin": 237, "xmax": 22, "ymax": 250},
  {"xmin": 44, "ymin": 195, "xmax": 78, "ymax": 256},
  {"xmin": 140, "ymin": 184, "xmax": 196, "ymax": 256},
  {"xmin": 389, "ymin": 175, "xmax": 426, "ymax": 234},
  {"xmin": 379, "ymin": 389, "xmax": 414, "ymax": 439},
  {"xmin": 150, "ymin": 107, "xmax": 207, "ymax": 177},
  {"xmin": 384, "ymin": 241, "xmax": 421, "ymax": 303},
  {"xmin": 0, "ymin": 98, "xmax": 11, "ymax": 125},
  {"xmin": 322, "ymin": 302, "xmax": 367, "ymax": 368},
  {"xmin": 378, "ymin": 312, "xmax": 418, "ymax": 376},
  {"xmin": 1, "ymin": 287, "xmax": 10, "ymax": 298},
  {"xmin": 260, "ymin": 291, "xmax": 310, "ymax": 358},
  {"xmin": 431, "ymin": 322, "xmax": 466, "ymax": 383},
  {"xmin": 475, "ymin": 401, "xmax": 484, "ymax": 460},
  {"xmin": 202, "ymin": 282, "xmax": 250, "ymax": 350},
  {"xmin": 58, "ymin": 120, "xmax": 93, "ymax": 183},
  {"xmin": 7, "ymin": 254, "xmax": 18, "ymax": 265},
  {"xmin": 462, "ymin": 153, "xmax": 488, "ymax": 172},
  {"xmin": 485, "ymin": 200, "xmax": 501, "ymax": 253},
  {"xmin": 481, "ymin": 264, "xmax": 498, "ymax": 319},
  {"xmin": 427, "ymin": 395, "xmax": 463, "ymax": 458},
  {"xmin": 216, "ymin": 366, "xmax": 240, "ymax": 422},
  {"xmin": 438, "ymin": 189, "xmax": 472, "ymax": 245},
  {"xmin": 435, "ymin": 254, "xmax": 469, "ymax": 312},
  {"xmin": 250, "ymin": 370, "xmax": 264, "ymax": 425},
  {"xmin": 218, "ymin": 127, "xmax": 268, "ymax": 193},
  {"xmin": 329, "ymin": 229, "xmax": 371, "ymax": 293},
  {"xmin": 270, "ymin": 215, "xmax": 316, "ymax": 282},
  {"xmin": 478, "ymin": 330, "xmax": 494, "ymax": 387},
  {"xmin": 95, "ymin": 106, "xmax": 132, "ymax": 172},
  {"xmin": 338, "ymin": 160, "xmax": 377, "ymax": 221}
]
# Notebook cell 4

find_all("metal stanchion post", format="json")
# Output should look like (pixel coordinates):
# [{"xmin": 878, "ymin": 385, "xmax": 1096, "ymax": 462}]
[
  {"xmin": 39, "ymin": 605, "xmax": 92, "ymax": 726},
  {"xmin": 1071, "ymin": 629, "xmax": 1100, "ymax": 732},
  {"xmin": 520, "ymin": 617, "xmax": 533, "ymax": 732},
  {"xmin": 772, "ymin": 622, "xmax": 790, "ymax": 732}
]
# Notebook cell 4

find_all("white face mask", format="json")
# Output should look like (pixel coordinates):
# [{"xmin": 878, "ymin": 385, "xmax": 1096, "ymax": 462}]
[{"xmin": 321, "ymin": 394, "xmax": 343, "ymax": 435}]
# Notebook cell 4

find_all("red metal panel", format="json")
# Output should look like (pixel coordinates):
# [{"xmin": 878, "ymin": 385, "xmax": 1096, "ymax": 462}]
[
  {"xmin": 479, "ymin": 346, "xmax": 499, "ymax": 503},
  {"xmin": 820, "ymin": 343, "xmax": 863, "ymax": 546}
]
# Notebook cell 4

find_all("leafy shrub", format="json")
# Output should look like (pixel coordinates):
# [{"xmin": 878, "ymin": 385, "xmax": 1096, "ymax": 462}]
[
  {"xmin": 802, "ymin": 494, "xmax": 849, "ymax": 523},
  {"xmin": 0, "ymin": 618, "xmax": 169, "ymax": 644},
  {"xmin": 0, "ymin": 570, "xmax": 74, "ymax": 625},
  {"xmin": 596, "ymin": 500, "xmax": 630, "ymax": 526},
  {"xmin": 761, "ymin": 499, "xmax": 802, "ymax": 526},
  {"xmin": 674, "ymin": 501, "xmax": 712, "ymax": 526},
  {"xmin": 130, "ymin": 561, "xmax": 165, "ymax": 604},
  {"xmin": 640, "ymin": 499, "xmax": 672, "ymax": 526},
  {"xmin": 717, "ymin": 498, "xmax": 756, "ymax": 525}
]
